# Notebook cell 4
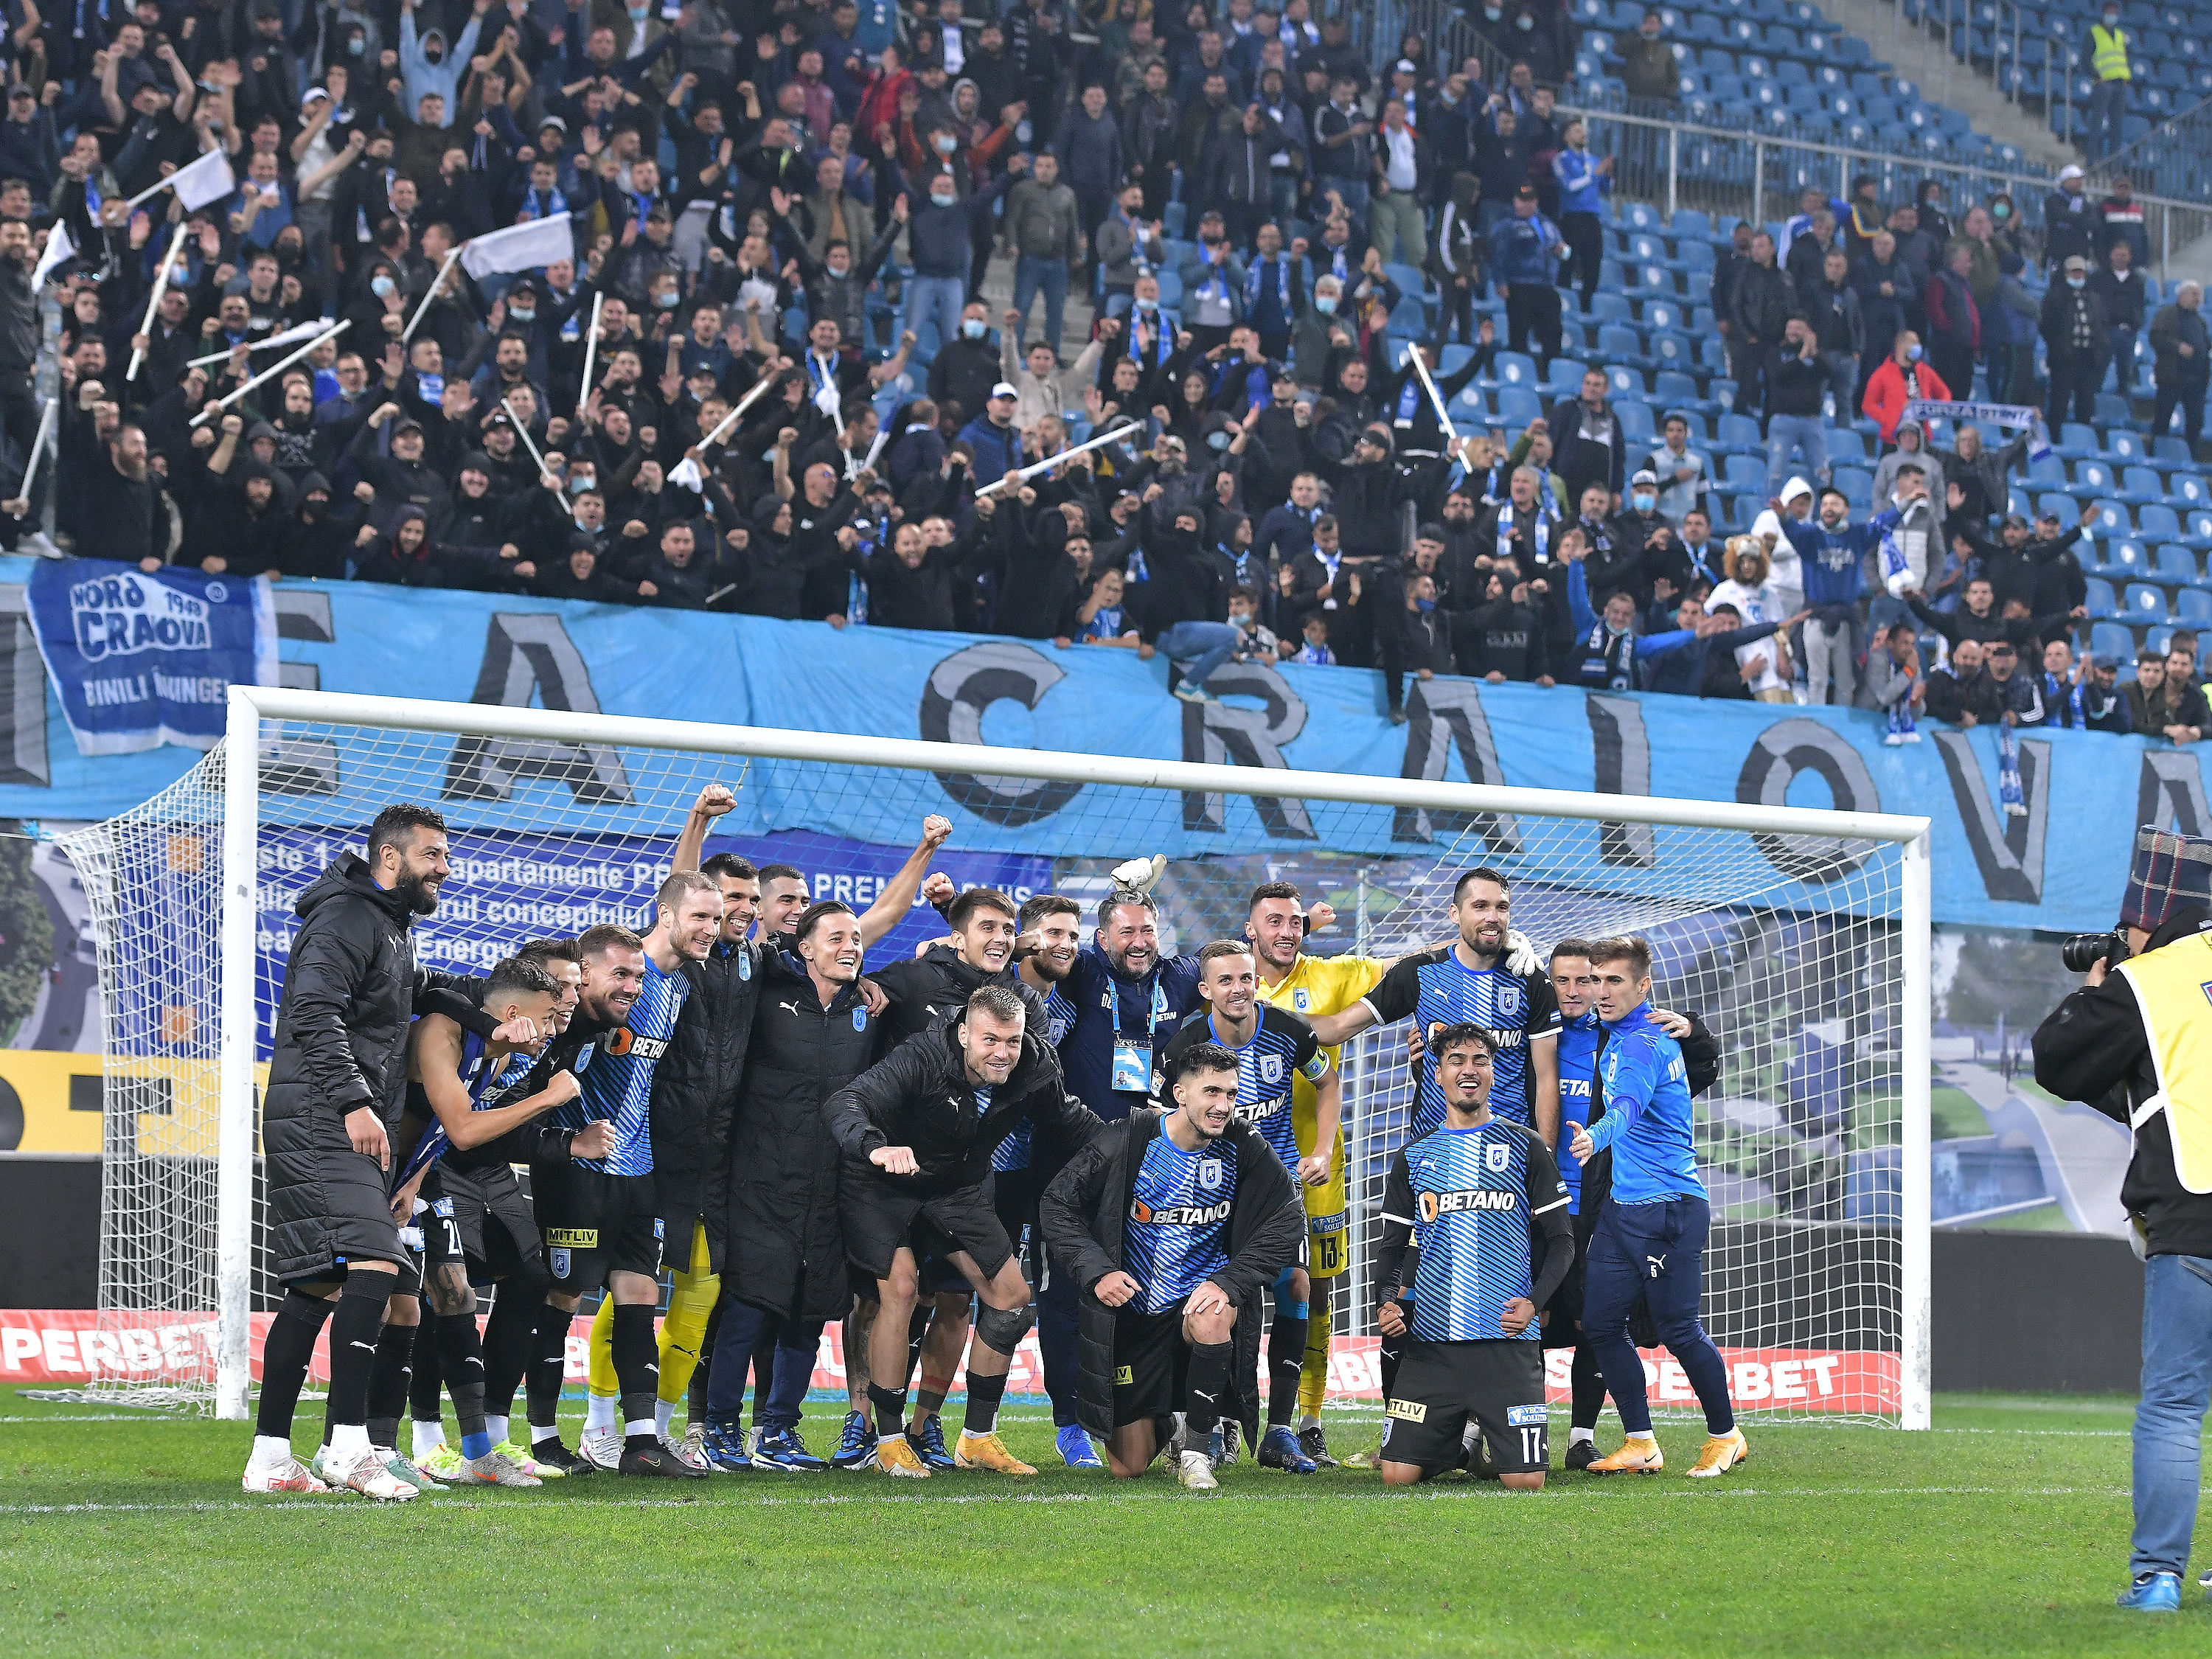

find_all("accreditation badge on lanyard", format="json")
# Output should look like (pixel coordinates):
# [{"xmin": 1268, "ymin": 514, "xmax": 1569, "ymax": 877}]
[{"xmin": 1110, "ymin": 978, "xmax": 1168, "ymax": 1092}]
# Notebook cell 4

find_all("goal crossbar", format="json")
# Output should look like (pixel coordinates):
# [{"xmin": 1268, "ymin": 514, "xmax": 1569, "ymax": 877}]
[{"xmin": 206, "ymin": 686, "xmax": 1934, "ymax": 1429}]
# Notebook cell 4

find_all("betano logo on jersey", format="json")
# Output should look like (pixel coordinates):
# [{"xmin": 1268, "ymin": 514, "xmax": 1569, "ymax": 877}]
[
  {"xmin": 1238, "ymin": 1093, "xmax": 1290, "ymax": 1121},
  {"xmin": 601, "ymin": 1028, "xmax": 669, "ymax": 1062},
  {"xmin": 1130, "ymin": 1197, "xmax": 1234, "ymax": 1226},
  {"xmin": 1418, "ymin": 1187, "xmax": 1520, "ymax": 1222}
]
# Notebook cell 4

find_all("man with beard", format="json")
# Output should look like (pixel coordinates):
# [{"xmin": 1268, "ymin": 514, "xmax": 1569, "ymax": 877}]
[
  {"xmin": 244, "ymin": 805, "xmax": 512, "ymax": 1499},
  {"xmin": 61, "ymin": 394, "xmax": 163, "ymax": 563},
  {"xmin": 827, "ymin": 984, "xmax": 1105, "ymax": 1477},
  {"xmin": 0, "ymin": 218, "xmax": 38, "ymax": 495}
]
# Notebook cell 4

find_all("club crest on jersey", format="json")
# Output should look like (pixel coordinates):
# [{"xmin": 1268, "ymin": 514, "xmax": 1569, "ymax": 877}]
[
  {"xmin": 1293, "ymin": 988, "xmax": 1310, "ymax": 1011},
  {"xmin": 1048, "ymin": 1018, "xmax": 1069, "ymax": 1044},
  {"xmin": 1486, "ymin": 1144, "xmax": 1512, "ymax": 1172},
  {"xmin": 852, "ymin": 1007, "xmax": 868, "ymax": 1032},
  {"xmin": 549, "ymin": 1248, "xmax": 570, "ymax": 1278},
  {"xmin": 1259, "ymin": 1054, "xmax": 1282, "ymax": 1083},
  {"xmin": 571, "ymin": 1043, "xmax": 597, "ymax": 1074},
  {"xmin": 1197, "ymin": 1158, "xmax": 1224, "ymax": 1191},
  {"xmin": 431, "ymin": 1198, "xmax": 453, "ymax": 1217},
  {"xmin": 738, "ymin": 951, "xmax": 752, "ymax": 981},
  {"xmin": 1495, "ymin": 981, "xmax": 1524, "ymax": 1019}
]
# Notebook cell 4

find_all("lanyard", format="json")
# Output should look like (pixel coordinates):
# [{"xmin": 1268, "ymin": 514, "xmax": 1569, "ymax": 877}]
[{"xmin": 1110, "ymin": 975, "xmax": 1166, "ymax": 1037}]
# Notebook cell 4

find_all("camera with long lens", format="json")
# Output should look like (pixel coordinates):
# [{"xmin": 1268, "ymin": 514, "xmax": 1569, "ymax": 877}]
[{"xmin": 2062, "ymin": 931, "xmax": 2132, "ymax": 973}]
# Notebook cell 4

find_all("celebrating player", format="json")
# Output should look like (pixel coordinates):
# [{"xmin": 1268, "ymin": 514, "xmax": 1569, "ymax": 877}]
[
  {"xmin": 825, "ymin": 984, "xmax": 1105, "ymax": 1477},
  {"xmin": 1039, "ymin": 1040, "xmax": 1307, "ymax": 1489},
  {"xmin": 1162, "ymin": 940, "xmax": 1338, "ymax": 1472},
  {"xmin": 1376, "ymin": 1023, "xmax": 1574, "ymax": 1488},
  {"xmin": 1568, "ymin": 936, "xmax": 1747, "ymax": 1478}
]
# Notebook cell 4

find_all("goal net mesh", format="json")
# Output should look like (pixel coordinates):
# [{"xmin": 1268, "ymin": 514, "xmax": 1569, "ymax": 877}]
[{"xmin": 58, "ymin": 710, "xmax": 1908, "ymax": 1424}]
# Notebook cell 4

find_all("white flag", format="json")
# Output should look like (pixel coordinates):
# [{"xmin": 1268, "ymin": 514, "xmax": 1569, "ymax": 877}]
[
  {"xmin": 668, "ymin": 456, "xmax": 707, "ymax": 493},
  {"xmin": 170, "ymin": 147, "xmax": 237, "ymax": 212},
  {"xmin": 29, "ymin": 220, "xmax": 72, "ymax": 288},
  {"xmin": 186, "ymin": 316, "xmax": 336, "ymax": 366},
  {"xmin": 460, "ymin": 216, "xmax": 575, "ymax": 279}
]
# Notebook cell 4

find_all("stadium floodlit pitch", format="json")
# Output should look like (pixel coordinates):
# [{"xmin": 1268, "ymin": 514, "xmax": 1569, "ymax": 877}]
[{"xmin": 0, "ymin": 1387, "xmax": 2193, "ymax": 1657}]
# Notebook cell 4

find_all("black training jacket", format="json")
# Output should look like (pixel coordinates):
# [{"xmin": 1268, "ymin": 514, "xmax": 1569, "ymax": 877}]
[
  {"xmin": 823, "ymin": 1022, "xmax": 1102, "ymax": 1195},
  {"xmin": 1039, "ymin": 1109, "xmax": 1303, "ymax": 1446},
  {"xmin": 650, "ymin": 936, "xmax": 763, "ymax": 1273},
  {"xmin": 864, "ymin": 942, "xmax": 1046, "ymax": 1050}
]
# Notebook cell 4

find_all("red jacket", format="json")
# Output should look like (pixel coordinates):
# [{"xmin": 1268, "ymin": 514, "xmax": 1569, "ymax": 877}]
[{"xmin": 1862, "ymin": 357, "xmax": 1952, "ymax": 444}]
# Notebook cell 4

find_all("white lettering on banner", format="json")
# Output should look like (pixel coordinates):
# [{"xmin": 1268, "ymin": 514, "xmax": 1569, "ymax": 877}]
[
  {"xmin": 1, "ymin": 1329, "xmax": 38, "ymax": 1367},
  {"xmin": 68, "ymin": 574, "xmax": 211, "ymax": 663}
]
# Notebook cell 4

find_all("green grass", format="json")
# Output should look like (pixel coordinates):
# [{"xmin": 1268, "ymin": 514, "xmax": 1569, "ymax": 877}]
[
  {"xmin": 1969, "ymin": 1201, "xmax": 2081, "ymax": 1231},
  {"xmin": 1931, "ymin": 1085, "xmax": 1994, "ymax": 1141},
  {"xmin": 1, "ymin": 1387, "xmax": 2205, "ymax": 1656}
]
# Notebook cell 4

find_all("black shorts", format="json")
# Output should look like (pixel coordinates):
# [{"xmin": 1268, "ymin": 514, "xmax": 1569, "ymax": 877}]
[
  {"xmin": 1110, "ymin": 1301, "xmax": 1198, "ymax": 1427},
  {"xmin": 844, "ymin": 1172, "xmax": 1013, "ymax": 1284},
  {"xmin": 991, "ymin": 1165, "xmax": 1037, "ymax": 1264},
  {"xmin": 439, "ymin": 1161, "xmax": 540, "ymax": 1281},
  {"xmin": 1381, "ymin": 1338, "xmax": 1549, "ymax": 1477},
  {"xmin": 532, "ymin": 1160, "xmax": 662, "ymax": 1294}
]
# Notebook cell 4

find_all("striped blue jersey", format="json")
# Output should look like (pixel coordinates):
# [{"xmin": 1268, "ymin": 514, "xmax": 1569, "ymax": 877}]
[
  {"xmin": 1161, "ymin": 1004, "xmax": 1329, "ymax": 1175},
  {"xmin": 548, "ymin": 955, "xmax": 689, "ymax": 1176},
  {"xmin": 1361, "ymin": 946, "xmax": 1561, "ymax": 1138},
  {"xmin": 1123, "ymin": 1129, "xmax": 1237, "ymax": 1314},
  {"xmin": 992, "ymin": 984, "xmax": 1077, "ymax": 1173},
  {"xmin": 1555, "ymin": 1011, "xmax": 1604, "ymax": 1214},
  {"xmin": 1385, "ymin": 1119, "xmax": 1568, "ymax": 1342},
  {"xmin": 395, "ymin": 1029, "xmax": 533, "ymax": 1193}
]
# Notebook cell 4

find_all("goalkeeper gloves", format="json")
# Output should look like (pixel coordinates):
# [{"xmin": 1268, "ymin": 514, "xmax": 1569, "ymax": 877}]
[
  {"xmin": 1109, "ymin": 854, "xmax": 1166, "ymax": 896},
  {"xmin": 1505, "ymin": 928, "xmax": 1541, "ymax": 979}
]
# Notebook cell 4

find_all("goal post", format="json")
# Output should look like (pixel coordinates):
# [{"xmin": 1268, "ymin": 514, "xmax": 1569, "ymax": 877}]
[{"xmin": 66, "ymin": 684, "xmax": 1932, "ymax": 1429}]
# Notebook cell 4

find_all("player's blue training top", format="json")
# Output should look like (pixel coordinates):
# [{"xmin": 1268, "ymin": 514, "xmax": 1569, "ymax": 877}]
[
  {"xmin": 549, "ymin": 955, "xmax": 689, "ymax": 1177},
  {"xmin": 1160, "ymin": 1005, "xmax": 1329, "ymax": 1175},
  {"xmin": 1124, "ymin": 1130, "xmax": 1237, "ymax": 1315},
  {"xmin": 1554, "ymin": 1010, "xmax": 1604, "ymax": 1214},
  {"xmin": 1360, "ymin": 946, "xmax": 1561, "ymax": 1138},
  {"xmin": 1384, "ymin": 1119, "xmax": 1568, "ymax": 1342},
  {"xmin": 393, "ymin": 1031, "xmax": 531, "ymax": 1193},
  {"xmin": 1585, "ymin": 1002, "xmax": 1703, "ymax": 1206},
  {"xmin": 994, "ymin": 984, "xmax": 1077, "ymax": 1173},
  {"xmin": 1061, "ymin": 940, "xmax": 1204, "ymax": 1122}
]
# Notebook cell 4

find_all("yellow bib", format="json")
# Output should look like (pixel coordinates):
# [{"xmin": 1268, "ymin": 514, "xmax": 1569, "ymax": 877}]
[{"xmin": 2118, "ymin": 933, "xmax": 2212, "ymax": 1192}]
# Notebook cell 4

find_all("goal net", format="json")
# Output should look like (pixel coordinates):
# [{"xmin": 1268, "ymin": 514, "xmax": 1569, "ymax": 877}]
[{"xmin": 55, "ymin": 689, "xmax": 1930, "ymax": 1427}]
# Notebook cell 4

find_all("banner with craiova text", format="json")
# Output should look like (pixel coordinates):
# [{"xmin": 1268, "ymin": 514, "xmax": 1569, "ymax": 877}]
[{"xmin": 0, "ymin": 1309, "xmax": 1896, "ymax": 1414}]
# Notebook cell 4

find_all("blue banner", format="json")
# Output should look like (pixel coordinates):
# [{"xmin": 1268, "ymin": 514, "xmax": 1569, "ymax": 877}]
[
  {"xmin": 25, "ymin": 558, "xmax": 274, "ymax": 757},
  {"xmin": 0, "ymin": 557, "xmax": 2187, "ymax": 933}
]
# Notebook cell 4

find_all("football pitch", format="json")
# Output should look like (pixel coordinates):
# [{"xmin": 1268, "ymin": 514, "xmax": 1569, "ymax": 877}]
[{"xmin": 0, "ymin": 1386, "xmax": 2201, "ymax": 1658}]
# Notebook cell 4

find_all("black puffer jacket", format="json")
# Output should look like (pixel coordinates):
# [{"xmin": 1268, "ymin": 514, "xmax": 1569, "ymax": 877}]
[
  {"xmin": 824, "ymin": 1021, "xmax": 1100, "ymax": 1194},
  {"xmin": 262, "ymin": 853, "xmax": 445, "ymax": 1282},
  {"xmin": 864, "ymin": 942, "xmax": 1046, "ymax": 1050},
  {"xmin": 650, "ymin": 936, "xmax": 763, "ymax": 1272},
  {"xmin": 1039, "ymin": 1108, "xmax": 1303, "ymax": 1447},
  {"xmin": 723, "ymin": 951, "xmax": 883, "ymax": 1322}
]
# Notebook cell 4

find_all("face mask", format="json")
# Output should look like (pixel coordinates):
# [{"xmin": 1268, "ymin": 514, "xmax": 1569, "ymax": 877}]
[
  {"xmin": 568, "ymin": 476, "xmax": 593, "ymax": 495},
  {"xmin": 424, "ymin": 45, "xmax": 443, "ymax": 62},
  {"xmin": 1207, "ymin": 431, "xmax": 1230, "ymax": 451},
  {"xmin": 508, "ymin": 305, "xmax": 535, "ymax": 323},
  {"xmin": 1516, "ymin": 13, "xmax": 1532, "ymax": 27},
  {"xmin": 2068, "ymin": 274, "xmax": 2086, "ymax": 289},
  {"xmin": 1315, "ymin": 295, "xmax": 1336, "ymax": 314},
  {"xmin": 1484, "ymin": 4, "xmax": 1500, "ymax": 16},
  {"xmin": 370, "ymin": 275, "xmax": 395, "ymax": 298},
  {"xmin": 1415, "ymin": 597, "xmax": 1436, "ymax": 612},
  {"xmin": 347, "ymin": 35, "xmax": 364, "ymax": 52},
  {"xmin": 655, "ymin": 288, "xmax": 679, "ymax": 308},
  {"xmin": 934, "ymin": 134, "xmax": 958, "ymax": 153},
  {"xmin": 931, "ymin": 189, "xmax": 956, "ymax": 206},
  {"xmin": 961, "ymin": 318, "xmax": 987, "ymax": 338},
  {"xmin": 1135, "ymin": 296, "xmax": 1158, "ymax": 312},
  {"xmin": 1993, "ymin": 203, "xmax": 2011, "ymax": 220},
  {"xmin": 1906, "ymin": 343, "xmax": 1922, "ymax": 361},
  {"xmin": 1632, "ymin": 493, "xmax": 1655, "ymax": 512},
  {"xmin": 628, "ymin": 2, "xmax": 648, "ymax": 15}
]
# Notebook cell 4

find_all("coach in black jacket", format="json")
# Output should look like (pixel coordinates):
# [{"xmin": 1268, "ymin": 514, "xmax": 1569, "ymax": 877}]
[{"xmin": 1039, "ymin": 1097, "xmax": 1304, "ymax": 1463}]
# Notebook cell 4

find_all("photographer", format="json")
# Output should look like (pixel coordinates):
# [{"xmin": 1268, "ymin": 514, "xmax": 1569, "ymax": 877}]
[{"xmin": 2032, "ymin": 825, "xmax": 2212, "ymax": 1613}]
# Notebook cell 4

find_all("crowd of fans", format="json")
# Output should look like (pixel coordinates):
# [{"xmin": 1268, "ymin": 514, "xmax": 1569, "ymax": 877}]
[{"xmin": 0, "ymin": 0, "xmax": 2191, "ymax": 734}]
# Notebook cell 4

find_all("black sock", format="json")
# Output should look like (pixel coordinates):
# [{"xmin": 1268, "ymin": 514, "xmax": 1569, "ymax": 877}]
[
  {"xmin": 408, "ymin": 1302, "xmax": 444, "ymax": 1426},
  {"xmin": 610, "ymin": 1301, "xmax": 661, "ymax": 1433},
  {"xmin": 435, "ymin": 1312, "xmax": 489, "ymax": 1444},
  {"xmin": 526, "ymin": 1298, "xmax": 571, "ymax": 1434},
  {"xmin": 1379, "ymin": 1333, "xmax": 1406, "ymax": 1403},
  {"xmin": 1571, "ymin": 1343, "xmax": 1608, "ymax": 1433},
  {"xmin": 366, "ymin": 1318, "xmax": 417, "ymax": 1449},
  {"xmin": 868, "ymin": 1381, "xmax": 907, "ymax": 1441},
  {"xmin": 254, "ymin": 1290, "xmax": 331, "ymax": 1439},
  {"xmin": 481, "ymin": 1272, "xmax": 545, "ymax": 1420},
  {"xmin": 1184, "ymin": 1340, "xmax": 1232, "ymax": 1438},
  {"xmin": 1267, "ymin": 1313, "xmax": 1307, "ymax": 1429},
  {"xmin": 962, "ymin": 1368, "xmax": 1009, "ymax": 1436},
  {"xmin": 690, "ymin": 1300, "xmax": 720, "ymax": 1429},
  {"xmin": 326, "ymin": 1275, "xmax": 389, "ymax": 1433},
  {"xmin": 905, "ymin": 1303, "xmax": 930, "ymax": 1388}
]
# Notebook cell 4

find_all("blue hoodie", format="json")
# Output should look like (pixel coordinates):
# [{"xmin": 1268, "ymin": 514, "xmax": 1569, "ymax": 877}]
[
  {"xmin": 1551, "ymin": 147, "xmax": 1610, "ymax": 217},
  {"xmin": 1781, "ymin": 507, "xmax": 1896, "ymax": 610}
]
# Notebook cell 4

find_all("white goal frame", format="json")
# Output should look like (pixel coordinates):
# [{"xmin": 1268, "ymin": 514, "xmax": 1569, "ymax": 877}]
[{"xmin": 207, "ymin": 685, "xmax": 1934, "ymax": 1427}]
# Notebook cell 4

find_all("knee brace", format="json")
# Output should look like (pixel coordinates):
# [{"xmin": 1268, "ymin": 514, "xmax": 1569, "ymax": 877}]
[
  {"xmin": 1270, "ymin": 1264, "xmax": 1309, "ymax": 1320},
  {"xmin": 975, "ymin": 1301, "xmax": 1035, "ymax": 1357}
]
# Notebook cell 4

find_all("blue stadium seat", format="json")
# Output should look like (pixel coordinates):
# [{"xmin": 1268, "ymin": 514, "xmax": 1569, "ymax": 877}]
[
  {"xmin": 1834, "ymin": 467, "xmax": 1874, "ymax": 509},
  {"xmin": 1497, "ymin": 386, "xmax": 1545, "ymax": 426},
  {"xmin": 2096, "ymin": 392, "xmax": 2135, "ymax": 427},
  {"xmin": 2185, "ymin": 509, "xmax": 2212, "ymax": 550},
  {"xmin": 1654, "ymin": 369, "xmax": 1705, "ymax": 414},
  {"xmin": 1717, "ymin": 413, "xmax": 1764, "ymax": 453},
  {"xmin": 2097, "ymin": 538, "xmax": 2150, "ymax": 580},
  {"xmin": 1650, "ymin": 330, "xmax": 1696, "ymax": 374},
  {"xmin": 2085, "ymin": 577, "xmax": 2120, "ymax": 619},
  {"xmin": 1488, "ymin": 351, "xmax": 1540, "ymax": 389},
  {"xmin": 2179, "ymin": 586, "xmax": 2212, "ymax": 624},
  {"xmin": 1618, "ymin": 401, "xmax": 1657, "ymax": 440},
  {"xmin": 2156, "ymin": 436, "xmax": 2195, "ymax": 465},
  {"xmin": 2120, "ymin": 465, "xmax": 2167, "ymax": 505},
  {"xmin": 2169, "ymin": 473, "xmax": 2211, "ymax": 510},
  {"xmin": 2090, "ymin": 618, "xmax": 2135, "ymax": 658},
  {"xmin": 1544, "ymin": 357, "xmax": 1588, "ymax": 394},
  {"xmin": 2139, "ymin": 504, "xmax": 2185, "ymax": 543},
  {"xmin": 1724, "ymin": 453, "xmax": 1768, "ymax": 487},
  {"xmin": 2104, "ymin": 428, "xmax": 2147, "ymax": 463},
  {"xmin": 2070, "ymin": 459, "xmax": 2115, "ymax": 499},
  {"xmin": 1605, "ymin": 364, "xmax": 1641, "ymax": 400},
  {"xmin": 2054, "ymin": 422, "xmax": 2101, "ymax": 459},
  {"xmin": 2125, "ymin": 581, "xmax": 2171, "ymax": 623}
]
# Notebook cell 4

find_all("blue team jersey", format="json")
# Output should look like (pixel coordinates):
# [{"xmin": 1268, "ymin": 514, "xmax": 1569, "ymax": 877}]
[
  {"xmin": 394, "ymin": 1029, "xmax": 532, "ymax": 1192},
  {"xmin": 1124, "ymin": 1130, "xmax": 1237, "ymax": 1314},
  {"xmin": 1161, "ymin": 1005, "xmax": 1329, "ymax": 1175},
  {"xmin": 1587, "ymin": 1004, "xmax": 1703, "ymax": 1206},
  {"xmin": 993, "ymin": 984, "xmax": 1077, "ymax": 1173},
  {"xmin": 1554, "ymin": 1011, "xmax": 1604, "ymax": 1214},
  {"xmin": 1060, "ymin": 943, "xmax": 1204, "ymax": 1121},
  {"xmin": 1363, "ymin": 946, "xmax": 1561, "ymax": 1138},
  {"xmin": 1389, "ymin": 1119, "xmax": 1568, "ymax": 1342},
  {"xmin": 549, "ymin": 956, "xmax": 689, "ymax": 1177}
]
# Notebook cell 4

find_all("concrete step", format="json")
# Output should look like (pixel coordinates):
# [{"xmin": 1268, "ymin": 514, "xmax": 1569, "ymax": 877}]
[{"xmin": 1820, "ymin": 0, "xmax": 2076, "ymax": 170}]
